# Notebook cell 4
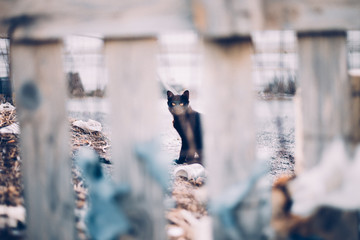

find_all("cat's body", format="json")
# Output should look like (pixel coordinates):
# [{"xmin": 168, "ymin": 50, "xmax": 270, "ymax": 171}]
[{"xmin": 167, "ymin": 90, "xmax": 203, "ymax": 165}]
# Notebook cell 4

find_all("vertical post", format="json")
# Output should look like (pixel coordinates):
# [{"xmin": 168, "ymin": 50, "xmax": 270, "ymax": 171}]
[
  {"xmin": 350, "ymin": 70, "xmax": 360, "ymax": 143},
  {"xmin": 104, "ymin": 37, "xmax": 166, "ymax": 240},
  {"xmin": 203, "ymin": 37, "xmax": 268, "ymax": 240},
  {"xmin": 296, "ymin": 32, "xmax": 358, "ymax": 240},
  {"xmin": 295, "ymin": 31, "xmax": 351, "ymax": 172},
  {"xmin": 11, "ymin": 40, "xmax": 75, "ymax": 239}
]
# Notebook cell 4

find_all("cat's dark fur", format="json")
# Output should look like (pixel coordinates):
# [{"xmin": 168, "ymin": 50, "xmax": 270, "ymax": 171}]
[{"xmin": 167, "ymin": 90, "xmax": 203, "ymax": 165}]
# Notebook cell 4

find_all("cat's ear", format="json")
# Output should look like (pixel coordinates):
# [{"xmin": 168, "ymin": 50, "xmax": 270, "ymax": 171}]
[
  {"xmin": 167, "ymin": 90, "xmax": 174, "ymax": 99},
  {"xmin": 182, "ymin": 90, "xmax": 189, "ymax": 99}
]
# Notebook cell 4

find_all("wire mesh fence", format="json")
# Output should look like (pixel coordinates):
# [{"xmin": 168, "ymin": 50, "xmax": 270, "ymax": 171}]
[
  {"xmin": 348, "ymin": 31, "xmax": 360, "ymax": 70},
  {"xmin": 0, "ymin": 38, "xmax": 11, "ymax": 102},
  {"xmin": 0, "ymin": 31, "xmax": 359, "ymax": 98},
  {"xmin": 64, "ymin": 35, "xmax": 107, "ymax": 97},
  {"xmin": 252, "ymin": 31, "xmax": 297, "ymax": 95},
  {"xmin": 0, "ymin": 38, "xmax": 9, "ymax": 78},
  {"xmin": 157, "ymin": 31, "xmax": 202, "ymax": 96}
]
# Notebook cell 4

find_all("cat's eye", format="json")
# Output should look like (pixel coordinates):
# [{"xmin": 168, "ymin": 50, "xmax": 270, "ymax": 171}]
[
  {"xmin": 179, "ymin": 103, "xmax": 184, "ymax": 106},
  {"xmin": 172, "ymin": 103, "xmax": 176, "ymax": 106}
]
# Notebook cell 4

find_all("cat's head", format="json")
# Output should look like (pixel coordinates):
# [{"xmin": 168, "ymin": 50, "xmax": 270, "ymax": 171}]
[{"xmin": 167, "ymin": 90, "xmax": 190, "ymax": 115}]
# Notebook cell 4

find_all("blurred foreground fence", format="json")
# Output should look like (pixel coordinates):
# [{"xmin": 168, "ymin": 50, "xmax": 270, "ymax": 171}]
[{"xmin": 0, "ymin": 1, "xmax": 360, "ymax": 240}]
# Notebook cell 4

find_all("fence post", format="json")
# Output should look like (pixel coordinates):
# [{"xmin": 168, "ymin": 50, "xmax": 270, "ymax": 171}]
[
  {"xmin": 295, "ymin": 31, "xmax": 351, "ymax": 173},
  {"xmin": 104, "ymin": 37, "xmax": 166, "ymax": 240},
  {"xmin": 350, "ymin": 70, "xmax": 360, "ymax": 143},
  {"xmin": 11, "ymin": 40, "xmax": 75, "ymax": 239},
  {"xmin": 203, "ymin": 37, "xmax": 269, "ymax": 240}
]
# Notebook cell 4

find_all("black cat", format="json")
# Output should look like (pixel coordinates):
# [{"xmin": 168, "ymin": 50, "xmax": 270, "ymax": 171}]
[{"xmin": 167, "ymin": 90, "xmax": 203, "ymax": 165}]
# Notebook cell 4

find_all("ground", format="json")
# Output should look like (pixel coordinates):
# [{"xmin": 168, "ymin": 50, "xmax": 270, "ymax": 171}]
[
  {"xmin": 0, "ymin": 94, "xmax": 296, "ymax": 239},
  {"xmin": 255, "ymin": 95, "xmax": 295, "ymax": 180}
]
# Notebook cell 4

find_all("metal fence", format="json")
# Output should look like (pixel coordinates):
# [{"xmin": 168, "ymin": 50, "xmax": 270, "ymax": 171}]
[
  {"xmin": 0, "ymin": 38, "xmax": 9, "ymax": 78},
  {"xmin": 1, "ymin": 31, "xmax": 359, "ymax": 95},
  {"xmin": 348, "ymin": 31, "xmax": 360, "ymax": 70},
  {"xmin": 64, "ymin": 35, "xmax": 107, "ymax": 93}
]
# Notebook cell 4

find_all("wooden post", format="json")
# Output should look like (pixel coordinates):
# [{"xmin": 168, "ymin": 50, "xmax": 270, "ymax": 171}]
[
  {"xmin": 104, "ymin": 37, "xmax": 166, "ymax": 240},
  {"xmin": 350, "ymin": 70, "xmax": 360, "ymax": 143},
  {"xmin": 11, "ymin": 40, "xmax": 75, "ymax": 239},
  {"xmin": 295, "ymin": 31, "xmax": 351, "ymax": 172},
  {"xmin": 203, "ymin": 37, "xmax": 269, "ymax": 240}
]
